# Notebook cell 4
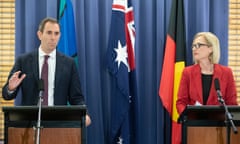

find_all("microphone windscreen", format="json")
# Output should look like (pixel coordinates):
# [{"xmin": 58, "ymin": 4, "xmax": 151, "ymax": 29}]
[
  {"xmin": 214, "ymin": 78, "xmax": 220, "ymax": 91},
  {"xmin": 38, "ymin": 79, "xmax": 44, "ymax": 91}
]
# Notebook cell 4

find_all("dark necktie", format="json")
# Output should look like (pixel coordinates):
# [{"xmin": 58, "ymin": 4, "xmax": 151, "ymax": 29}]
[{"xmin": 41, "ymin": 55, "xmax": 49, "ymax": 105}]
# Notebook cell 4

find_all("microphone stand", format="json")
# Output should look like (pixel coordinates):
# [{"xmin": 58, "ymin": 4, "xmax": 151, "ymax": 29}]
[
  {"xmin": 217, "ymin": 92, "xmax": 238, "ymax": 144},
  {"xmin": 35, "ymin": 79, "xmax": 44, "ymax": 144}
]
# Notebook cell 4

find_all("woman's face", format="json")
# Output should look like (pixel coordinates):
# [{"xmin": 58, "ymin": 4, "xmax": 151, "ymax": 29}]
[{"xmin": 192, "ymin": 36, "xmax": 212, "ymax": 62}]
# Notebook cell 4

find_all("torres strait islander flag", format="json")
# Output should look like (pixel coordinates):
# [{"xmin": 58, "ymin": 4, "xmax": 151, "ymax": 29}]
[
  {"xmin": 159, "ymin": 0, "xmax": 186, "ymax": 143},
  {"xmin": 107, "ymin": 0, "xmax": 138, "ymax": 143},
  {"xmin": 57, "ymin": 0, "xmax": 78, "ymax": 63}
]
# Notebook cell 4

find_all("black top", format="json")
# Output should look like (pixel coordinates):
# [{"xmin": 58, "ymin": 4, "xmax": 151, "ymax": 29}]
[{"xmin": 201, "ymin": 74, "xmax": 213, "ymax": 105}]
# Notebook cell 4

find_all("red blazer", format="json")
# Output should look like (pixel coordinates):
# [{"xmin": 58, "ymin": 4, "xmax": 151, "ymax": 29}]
[{"xmin": 176, "ymin": 64, "xmax": 238, "ymax": 115}]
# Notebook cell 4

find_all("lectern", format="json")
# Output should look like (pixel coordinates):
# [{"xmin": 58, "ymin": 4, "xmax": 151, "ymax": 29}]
[
  {"xmin": 2, "ymin": 105, "xmax": 86, "ymax": 144},
  {"xmin": 179, "ymin": 105, "xmax": 240, "ymax": 144}
]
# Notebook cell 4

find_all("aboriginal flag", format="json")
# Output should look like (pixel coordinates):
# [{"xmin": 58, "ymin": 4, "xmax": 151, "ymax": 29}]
[{"xmin": 159, "ymin": 0, "xmax": 186, "ymax": 143}]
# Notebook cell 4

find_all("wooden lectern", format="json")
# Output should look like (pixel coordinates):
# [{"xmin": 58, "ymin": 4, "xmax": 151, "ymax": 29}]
[
  {"xmin": 179, "ymin": 105, "xmax": 240, "ymax": 144},
  {"xmin": 2, "ymin": 105, "xmax": 86, "ymax": 144}
]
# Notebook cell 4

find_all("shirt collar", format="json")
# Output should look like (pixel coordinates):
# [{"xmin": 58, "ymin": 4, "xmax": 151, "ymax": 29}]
[{"xmin": 39, "ymin": 46, "xmax": 56, "ymax": 59}]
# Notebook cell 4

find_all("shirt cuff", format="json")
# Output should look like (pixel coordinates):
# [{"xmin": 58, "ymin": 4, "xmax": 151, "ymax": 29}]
[{"xmin": 7, "ymin": 87, "xmax": 15, "ymax": 94}]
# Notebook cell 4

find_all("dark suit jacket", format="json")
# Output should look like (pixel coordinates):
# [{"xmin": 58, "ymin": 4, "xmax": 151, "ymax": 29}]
[
  {"xmin": 2, "ymin": 50, "xmax": 85, "ymax": 106},
  {"xmin": 176, "ymin": 64, "xmax": 238, "ymax": 114}
]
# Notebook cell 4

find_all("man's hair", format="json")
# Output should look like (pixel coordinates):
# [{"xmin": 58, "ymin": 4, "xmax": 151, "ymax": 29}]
[{"xmin": 38, "ymin": 17, "xmax": 60, "ymax": 32}]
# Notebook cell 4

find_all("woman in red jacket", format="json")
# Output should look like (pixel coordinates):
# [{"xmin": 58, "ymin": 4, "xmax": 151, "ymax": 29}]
[{"xmin": 176, "ymin": 32, "xmax": 238, "ymax": 115}]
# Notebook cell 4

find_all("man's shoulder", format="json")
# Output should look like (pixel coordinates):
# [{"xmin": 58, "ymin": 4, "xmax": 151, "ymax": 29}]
[
  {"xmin": 17, "ymin": 50, "xmax": 37, "ymax": 60},
  {"xmin": 56, "ymin": 51, "xmax": 74, "ymax": 60}
]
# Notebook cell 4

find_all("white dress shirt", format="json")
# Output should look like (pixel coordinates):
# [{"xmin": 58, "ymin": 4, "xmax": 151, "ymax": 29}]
[{"xmin": 39, "ymin": 47, "xmax": 56, "ymax": 106}]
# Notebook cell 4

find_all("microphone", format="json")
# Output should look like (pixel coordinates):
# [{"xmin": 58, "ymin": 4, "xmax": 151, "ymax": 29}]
[
  {"xmin": 38, "ymin": 79, "xmax": 44, "ymax": 91},
  {"xmin": 38, "ymin": 79, "xmax": 44, "ymax": 98},
  {"xmin": 214, "ymin": 78, "xmax": 224, "ymax": 104},
  {"xmin": 35, "ymin": 79, "xmax": 44, "ymax": 144},
  {"xmin": 214, "ymin": 78, "xmax": 220, "ymax": 91},
  {"xmin": 214, "ymin": 78, "xmax": 238, "ymax": 136}
]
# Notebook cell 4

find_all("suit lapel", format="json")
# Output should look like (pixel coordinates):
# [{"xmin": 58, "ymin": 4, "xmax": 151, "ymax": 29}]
[
  {"xmin": 54, "ymin": 52, "xmax": 63, "ymax": 95},
  {"xmin": 32, "ymin": 51, "xmax": 39, "ymax": 81},
  {"xmin": 207, "ymin": 64, "xmax": 222, "ymax": 104},
  {"xmin": 192, "ymin": 64, "xmax": 203, "ymax": 104}
]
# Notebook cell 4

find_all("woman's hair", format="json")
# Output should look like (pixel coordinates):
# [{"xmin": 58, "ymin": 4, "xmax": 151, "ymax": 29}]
[{"xmin": 193, "ymin": 32, "xmax": 220, "ymax": 64}]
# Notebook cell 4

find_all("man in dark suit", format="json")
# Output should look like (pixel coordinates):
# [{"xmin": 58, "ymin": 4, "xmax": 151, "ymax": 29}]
[{"xmin": 2, "ymin": 17, "xmax": 91, "ymax": 126}]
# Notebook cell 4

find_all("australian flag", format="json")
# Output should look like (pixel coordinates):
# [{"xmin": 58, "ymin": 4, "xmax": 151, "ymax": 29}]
[{"xmin": 107, "ymin": 0, "xmax": 138, "ymax": 143}]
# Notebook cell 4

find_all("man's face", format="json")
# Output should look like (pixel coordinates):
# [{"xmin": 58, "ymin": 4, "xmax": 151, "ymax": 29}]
[{"xmin": 37, "ymin": 22, "xmax": 60, "ymax": 54}]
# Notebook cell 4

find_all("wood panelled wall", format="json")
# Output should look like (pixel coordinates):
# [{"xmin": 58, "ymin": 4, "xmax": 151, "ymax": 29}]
[
  {"xmin": 0, "ymin": 0, "xmax": 15, "ymax": 140},
  {"xmin": 229, "ymin": 0, "xmax": 240, "ymax": 104}
]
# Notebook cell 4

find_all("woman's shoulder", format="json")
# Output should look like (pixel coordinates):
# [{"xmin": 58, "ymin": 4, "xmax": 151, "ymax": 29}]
[
  {"xmin": 184, "ymin": 64, "xmax": 199, "ymax": 71},
  {"xmin": 214, "ymin": 64, "xmax": 232, "ymax": 71},
  {"xmin": 181, "ymin": 64, "xmax": 200, "ymax": 77}
]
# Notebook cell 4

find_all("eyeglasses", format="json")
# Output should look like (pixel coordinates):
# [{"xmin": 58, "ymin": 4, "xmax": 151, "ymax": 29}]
[{"xmin": 192, "ymin": 43, "xmax": 210, "ymax": 49}]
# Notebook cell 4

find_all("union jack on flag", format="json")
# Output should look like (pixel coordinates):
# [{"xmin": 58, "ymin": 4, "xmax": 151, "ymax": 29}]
[{"xmin": 106, "ymin": 0, "xmax": 138, "ymax": 143}]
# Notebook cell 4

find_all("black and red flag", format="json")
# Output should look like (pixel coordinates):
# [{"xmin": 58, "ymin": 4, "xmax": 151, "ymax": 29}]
[{"xmin": 159, "ymin": 0, "xmax": 186, "ymax": 143}]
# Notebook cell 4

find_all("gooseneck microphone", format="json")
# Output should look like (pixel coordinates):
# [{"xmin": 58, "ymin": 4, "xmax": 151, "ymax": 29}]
[
  {"xmin": 214, "ymin": 78, "xmax": 220, "ymax": 90},
  {"xmin": 35, "ymin": 79, "xmax": 44, "ymax": 144},
  {"xmin": 214, "ymin": 78, "xmax": 238, "ymax": 144},
  {"xmin": 214, "ymin": 78, "xmax": 224, "ymax": 104},
  {"xmin": 38, "ymin": 79, "xmax": 44, "ymax": 98},
  {"xmin": 38, "ymin": 79, "xmax": 44, "ymax": 91}
]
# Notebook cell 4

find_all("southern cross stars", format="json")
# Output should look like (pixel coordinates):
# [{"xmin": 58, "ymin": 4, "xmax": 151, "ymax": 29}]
[
  {"xmin": 114, "ymin": 40, "xmax": 130, "ymax": 71},
  {"xmin": 117, "ymin": 136, "xmax": 123, "ymax": 144}
]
